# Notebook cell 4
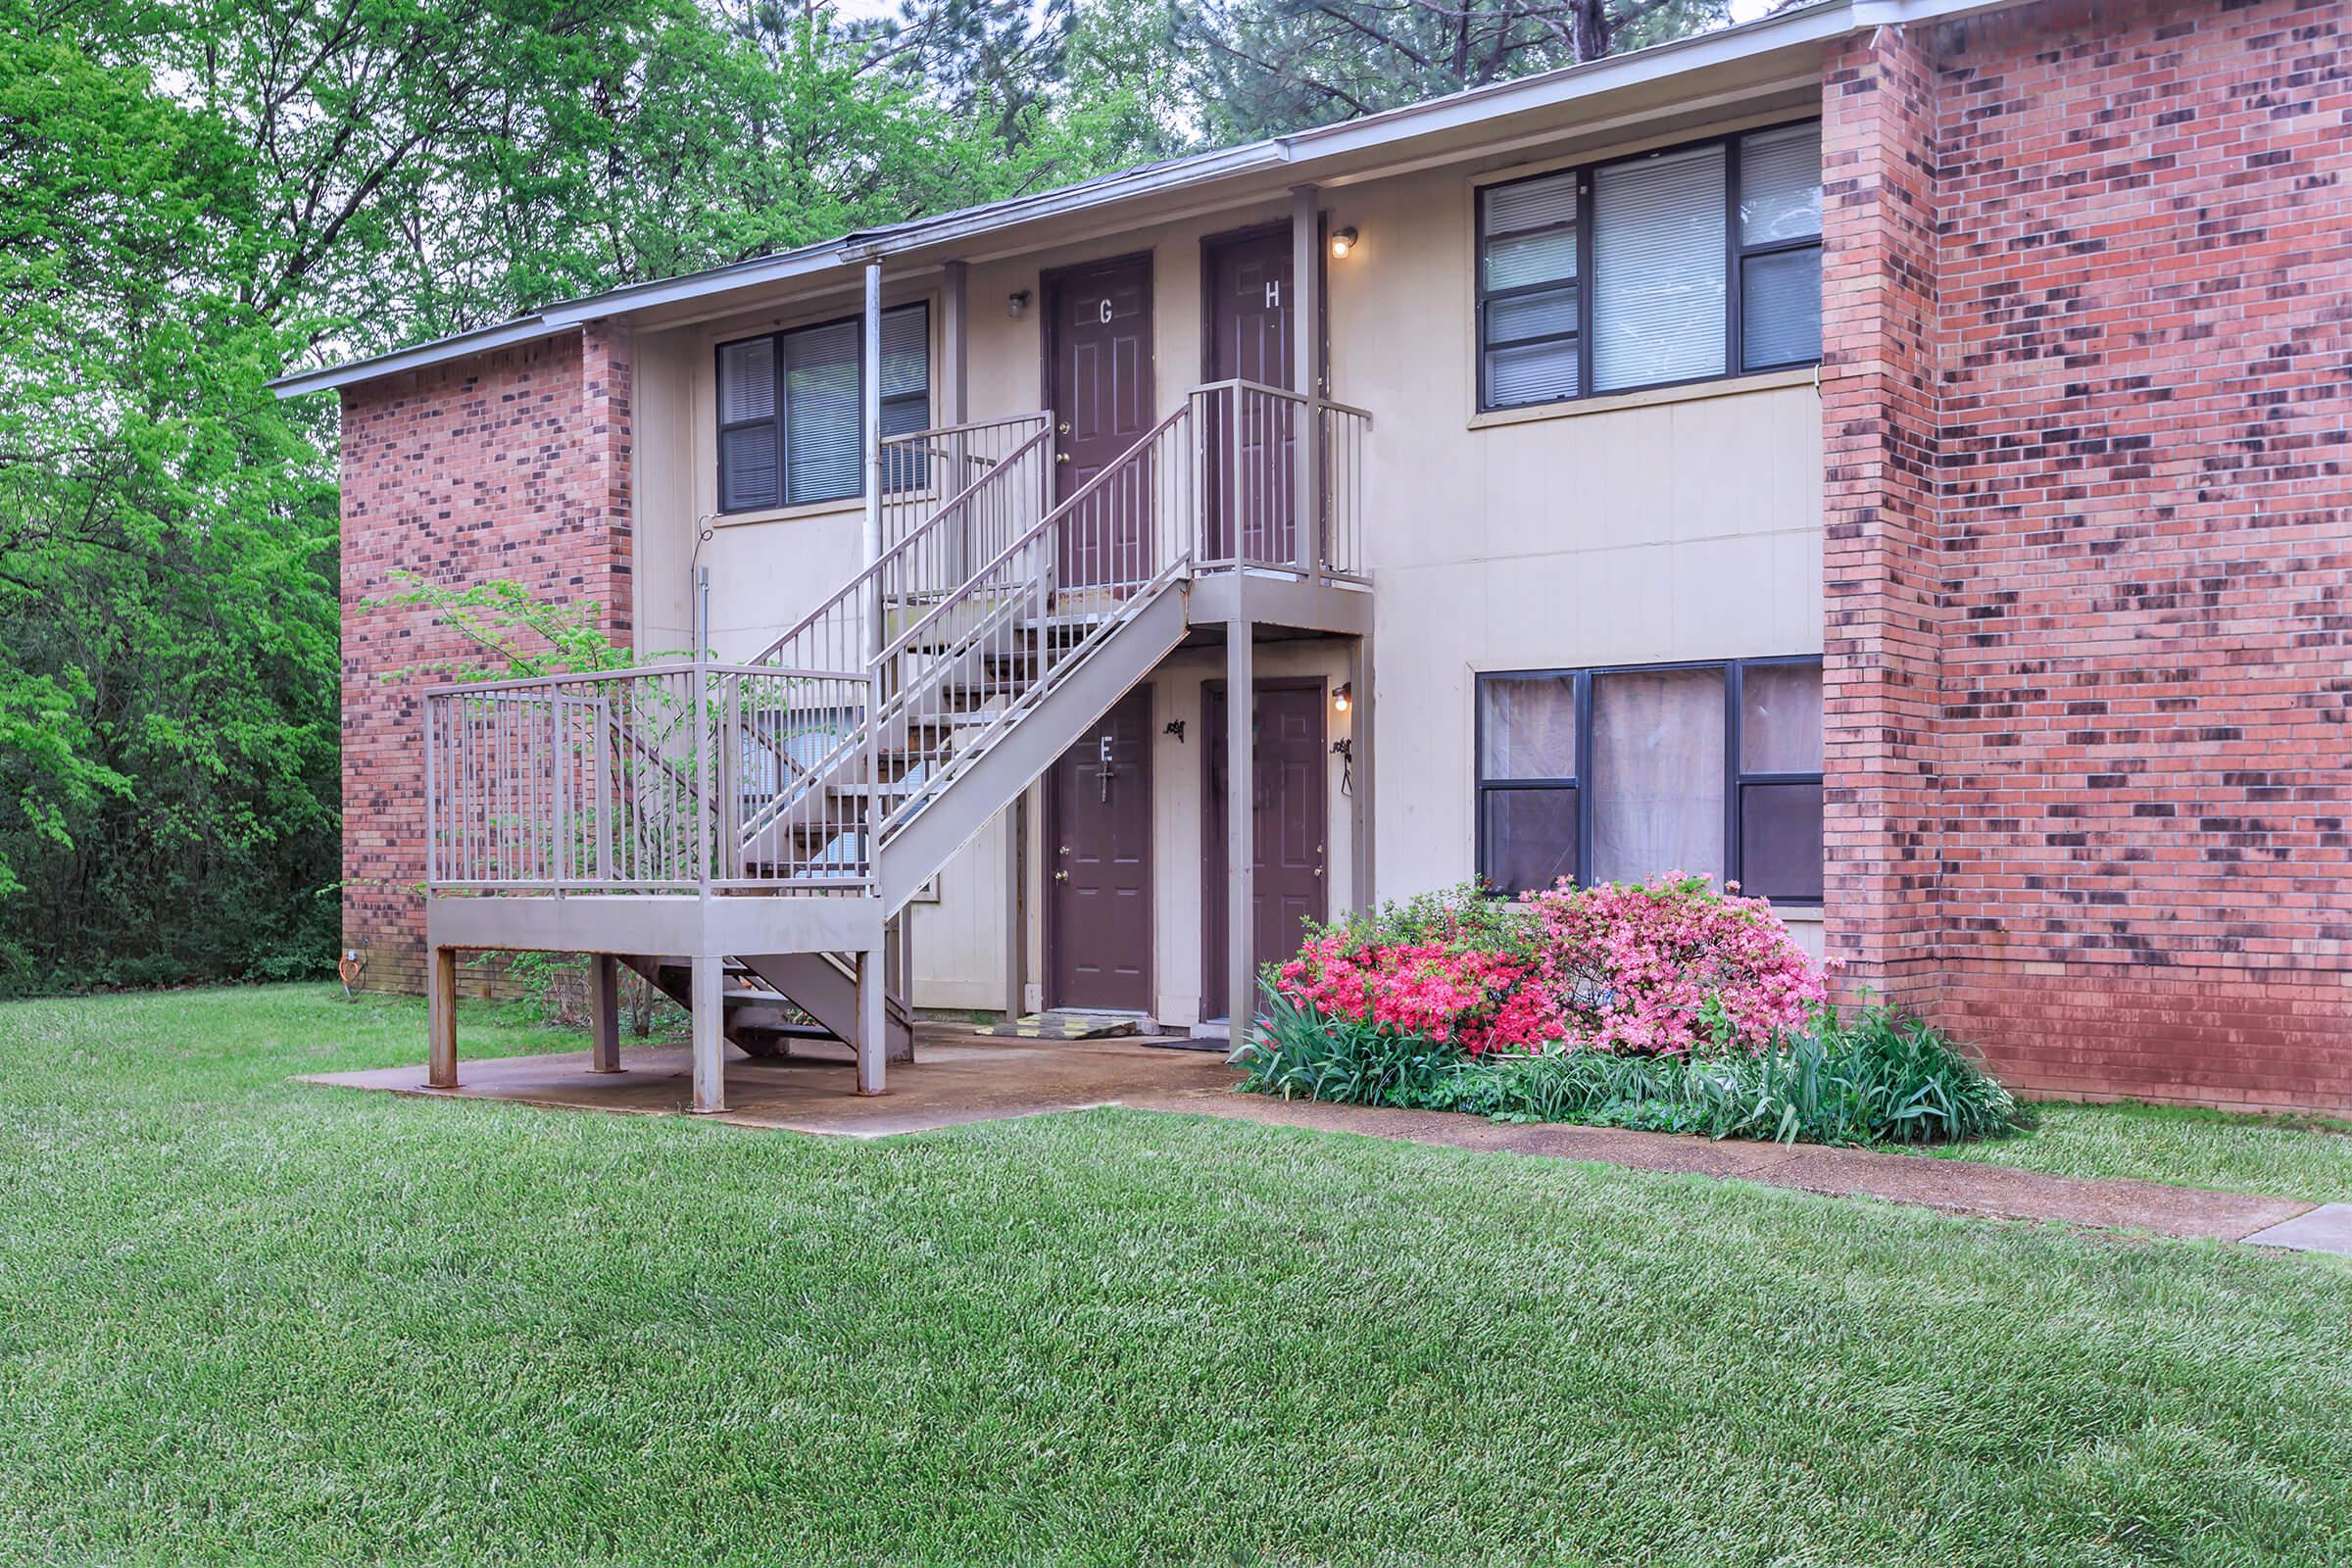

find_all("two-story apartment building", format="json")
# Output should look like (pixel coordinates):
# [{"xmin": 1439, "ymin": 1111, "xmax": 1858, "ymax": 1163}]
[{"xmin": 279, "ymin": 0, "xmax": 2352, "ymax": 1114}]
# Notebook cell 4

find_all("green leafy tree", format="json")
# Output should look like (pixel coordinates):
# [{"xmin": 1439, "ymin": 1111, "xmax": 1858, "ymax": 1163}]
[
  {"xmin": 1176, "ymin": 0, "xmax": 1735, "ymax": 141},
  {"xmin": 0, "ymin": 0, "xmax": 341, "ymax": 988}
]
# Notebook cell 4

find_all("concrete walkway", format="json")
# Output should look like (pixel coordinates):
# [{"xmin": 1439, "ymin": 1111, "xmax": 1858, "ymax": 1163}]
[{"xmin": 303, "ymin": 1029, "xmax": 2348, "ymax": 1251}]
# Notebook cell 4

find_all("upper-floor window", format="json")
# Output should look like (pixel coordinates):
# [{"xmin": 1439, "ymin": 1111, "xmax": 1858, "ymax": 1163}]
[
  {"xmin": 716, "ymin": 303, "xmax": 930, "ymax": 512},
  {"xmin": 1476, "ymin": 121, "xmax": 1822, "ymax": 412},
  {"xmin": 1476, "ymin": 657, "xmax": 1824, "ymax": 904}
]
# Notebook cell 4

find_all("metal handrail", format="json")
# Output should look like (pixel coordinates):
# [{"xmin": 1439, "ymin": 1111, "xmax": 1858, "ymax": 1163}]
[
  {"xmin": 875, "ymin": 405, "xmax": 1192, "ymax": 668},
  {"xmin": 744, "ymin": 413, "xmax": 1052, "ymax": 670},
  {"xmin": 1192, "ymin": 375, "xmax": 1376, "ymax": 425}
]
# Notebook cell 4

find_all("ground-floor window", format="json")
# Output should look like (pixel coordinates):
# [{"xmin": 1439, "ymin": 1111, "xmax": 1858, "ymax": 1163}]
[{"xmin": 1476, "ymin": 657, "xmax": 1822, "ymax": 904}]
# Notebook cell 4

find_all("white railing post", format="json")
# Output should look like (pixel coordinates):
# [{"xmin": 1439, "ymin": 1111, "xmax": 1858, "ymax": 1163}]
[
  {"xmin": 862, "ymin": 260, "xmax": 885, "ymax": 670},
  {"xmin": 1227, "ymin": 382, "xmax": 1244, "ymax": 563},
  {"xmin": 866, "ymin": 667, "xmax": 883, "ymax": 884},
  {"xmin": 422, "ymin": 692, "xmax": 437, "ymax": 889},
  {"xmin": 553, "ymin": 691, "xmax": 567, "ymax": 894}
]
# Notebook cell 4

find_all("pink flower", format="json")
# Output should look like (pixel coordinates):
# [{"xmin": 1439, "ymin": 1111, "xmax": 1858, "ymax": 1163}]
[{"xmin": 1272, "ymin": 873, "xmax": 1827, "ymax": 1060}]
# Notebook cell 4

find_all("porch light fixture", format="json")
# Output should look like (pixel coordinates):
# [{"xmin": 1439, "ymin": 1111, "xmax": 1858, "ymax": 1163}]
[
  {"xmin": 1006, "ymin": 289, "xmax": 1031, "ymax": 319},
  {"xmin": 1333, "ymin": 682, "xmax": 1352, "ymax": 714},
  {"xmin": 1328, "ymin": 226, "xmax": 1359, "ymax": 260}
]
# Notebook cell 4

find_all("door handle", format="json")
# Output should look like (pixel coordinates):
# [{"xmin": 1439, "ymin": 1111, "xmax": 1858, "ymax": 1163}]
[
  {"xmin": 1058, "ymin": 421, "xmax": 1072, "ymax": 435},
  {"xmin": 1054, "ymin": 870, "xmax": 1069, "ymax": 882},
  {"xmin": 1056, "ymin": 452, "xmax": 1071, "ymax": 465}
]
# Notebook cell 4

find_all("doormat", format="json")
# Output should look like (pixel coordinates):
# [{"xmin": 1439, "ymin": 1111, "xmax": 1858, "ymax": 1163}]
[
  {"xmin": 1139, "ymin": 1037, "xmax": 1235, "ymax": 1054},
  {"xmin": 974, "ymin": 1010, "xmax": 1145, "ymax": 1041}
]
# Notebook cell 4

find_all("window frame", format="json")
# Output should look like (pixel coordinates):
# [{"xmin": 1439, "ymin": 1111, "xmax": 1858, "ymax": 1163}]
[
  {"xmin": 1474, "ymin": 655, "xmax": 1825, "ymax": 905},
  {"xmin": 713, "ymin": 302, "xmax": 931, "ymax": 514},
  {"xmin": 1474, "ymin": 119, "xmax": 1823, "ymax": 414}
]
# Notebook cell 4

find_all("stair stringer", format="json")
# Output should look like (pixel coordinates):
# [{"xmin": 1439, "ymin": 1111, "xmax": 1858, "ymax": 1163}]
[
  {"xmin": 736, "ymin": 951, "xmax": 915, "ymax": 1062},
  {"xmin": 876, "ymin": 581, "xmax": 1191, "ymax": 915}
]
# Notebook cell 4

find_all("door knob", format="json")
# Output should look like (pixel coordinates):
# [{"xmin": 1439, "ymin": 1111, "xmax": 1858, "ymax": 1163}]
[
  {"xmin": 1054, "ymin": 870, "xmax": 1069, "ymax": 882},
  {"xmin": 1058, "ymin": 421, "xmax": 1072, "ymax": 435},
  {"xmin": 1055, "ymin": 452, "xmax": 1070, "ymax": 465}
]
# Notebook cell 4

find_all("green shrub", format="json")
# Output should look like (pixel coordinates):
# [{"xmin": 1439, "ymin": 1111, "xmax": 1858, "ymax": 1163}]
[
  {"xmin": 1233, "ymin": 986, "xmax": 1462, "ymax": 1106},
  {"xmin": 1234, "ymin": 990, "xmax": 2021, "ymax": 1147}
]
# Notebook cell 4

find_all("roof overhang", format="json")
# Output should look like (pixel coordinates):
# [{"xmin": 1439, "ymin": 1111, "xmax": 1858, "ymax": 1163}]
[{"xmin": 272, "ymin": 0, "xmax": 2022, "ymax": 399}]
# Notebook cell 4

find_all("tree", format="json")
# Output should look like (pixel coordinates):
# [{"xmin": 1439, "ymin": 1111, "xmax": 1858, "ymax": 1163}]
[
  {"xmin": 1, "ymin": 0, "xmax": 1162, "ymax": 994},
  {"xmin": 0, "ymin": 0, "xmax": 341, "ymax": 987},
  {"xmin": 1176, "ymin": 0, "xmax": 1734, "ymax": 141}
]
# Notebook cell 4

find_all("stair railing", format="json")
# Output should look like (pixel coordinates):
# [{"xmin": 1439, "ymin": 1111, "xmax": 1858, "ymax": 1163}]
[
  {"xmin": 862, "ymin": 401, "xmax": 1201, "ymax": 841},
  {"xmin": 417, "ymin": 392, "xmax": 1369, "ymax": 895},
  {"xmin": 745, "ymin": 413, "xmax": 1052, "ymax": 678}
]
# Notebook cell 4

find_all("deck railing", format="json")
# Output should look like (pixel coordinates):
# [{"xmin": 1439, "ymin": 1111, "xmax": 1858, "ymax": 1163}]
[
  {"xmin": 424, "ymin": 663, "xmax": 876, "ymax": 893},
  {"xmin": 1188, "ymin": 380, "xmax": 1373, "ymax": 579},
  {"xmin": 423, "ymin": 386, "xmax": 1369, "ymax": 895}
]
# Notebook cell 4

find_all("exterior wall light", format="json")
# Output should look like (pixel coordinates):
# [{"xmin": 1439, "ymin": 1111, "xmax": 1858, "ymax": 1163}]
[
  {"xmin": 1328, "ymin": 226, "xmax": 1359, "ymax": 260},
  {"xmin": 1006, "ymin": 289, "xmax": 1031, "ymax": 319},
  {"xmin": 1333, "ymin": 682, "xmax": 1352, "ymax": 714}
]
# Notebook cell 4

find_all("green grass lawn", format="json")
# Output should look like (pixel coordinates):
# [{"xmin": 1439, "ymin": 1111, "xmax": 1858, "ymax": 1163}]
[
  {"xmin": 1919, "ymin": 1100, "xmax": 2352, "ymax": 1207},
  {"xmin": 2, "ymin": 985, "xmax": 2349, "ymax": 1566}
]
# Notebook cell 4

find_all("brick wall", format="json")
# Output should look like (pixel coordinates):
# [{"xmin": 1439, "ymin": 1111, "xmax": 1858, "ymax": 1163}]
[
  {"xmin": 1824, "ymin": 0, "xmax": 2352, "ymax": 1111},
  {"xmin": 339, "ymin": 323, "xmax": 633, "ymax": 995}
]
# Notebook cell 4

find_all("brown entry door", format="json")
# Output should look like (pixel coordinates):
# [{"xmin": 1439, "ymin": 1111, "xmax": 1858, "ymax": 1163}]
[
  {"xmin": 1203, "ymin": 226, "xmax": 1296, "ymax": 564},
  {"xmin": 1045, "ymin": 255, "xmax": 1153, "ymax": 590},
  {"xmin": 1203, "ymin": 679, "xmax": 1328, "ymax": 1017},
  {"xmin": 1048, "ymin": 685, "xmax": 1153, "ymax": 1011}
]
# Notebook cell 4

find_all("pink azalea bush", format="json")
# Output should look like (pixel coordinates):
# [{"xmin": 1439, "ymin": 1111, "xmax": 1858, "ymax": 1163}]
[
  {"xmin": 1276, "ymin": 933, "xmax": 1561, "ymax": 1054},
  {"xmin": 1526, "ymin": 873, "xmax": 1830, "ymax": 1055},
  {"xmin": 1271, "ymin": 874, "xmax": 1827, "ymax": 1058}
]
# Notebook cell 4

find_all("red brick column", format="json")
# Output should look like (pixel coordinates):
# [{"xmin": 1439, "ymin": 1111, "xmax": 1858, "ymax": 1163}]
[
  {"xmin": 1818, "ymin": 24, "xmax": 1948, "ymax": 1016},
  {"xmin": 337, "ymin": 326, "xmax": 634, "ymax": 995}
]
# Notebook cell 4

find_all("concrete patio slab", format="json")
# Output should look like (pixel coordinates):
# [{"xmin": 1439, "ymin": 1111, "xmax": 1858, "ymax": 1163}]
[
  {"xmin": 304, "ymin": 1028, "xmax": 2332, "ymax": 1246},
  {"xmin": 2242, "ymin": 1201, "xmax": 2352, "ymax": 1254},
  {"xmin": 300, "ymin": 1026, "xmax": 1235, "ymax": 1138}
]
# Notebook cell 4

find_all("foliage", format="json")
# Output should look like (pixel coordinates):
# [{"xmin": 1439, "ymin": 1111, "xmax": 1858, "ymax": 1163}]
[
  {"xmin": 0, "ymin": 0, "xmax": 1152, "ymax": 994},
  {"xmin": 0, "ymin": 0, "xmax": 341, "ymax": 991},
  {"xmin": 1528, "ymin": 872, "xmax": 1829, "ymax": 1054},
  {"xmin": 368, "ymin": 570, "xmax": 649, "ymax": 680},
  {"xmin": 1231, "ymin": 983, "xmax": 1465, "ymax": 1105},
  {"xmin": 1272, "ymin": 875, "xmax": 1825, "ymax": 1059},
  {"xmin": 1273, "ymin": 883, "xmax": 1554, "ymax": 1054},
  {"xmin": 1177, "ymin": 0, "xmax": 1736, "ymax": 142},
  {"xmin": 1236, "ymin": 987, "xmax": 2022, "ymax": 1147}
]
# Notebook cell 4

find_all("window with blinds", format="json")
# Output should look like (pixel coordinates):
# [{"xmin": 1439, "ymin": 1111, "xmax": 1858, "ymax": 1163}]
[
  {"xmin": 715, "ymin": 303, "xmax": 931, "ymax": 512},
  {"xmin": 1476, "ymin": 121, "xmax": 1822, "ymax": 411}
]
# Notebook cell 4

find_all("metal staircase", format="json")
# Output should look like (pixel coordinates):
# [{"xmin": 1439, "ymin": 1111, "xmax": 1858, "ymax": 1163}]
[{"xmin": 420, "ymin": 380, "xmax": 1370, "ymax": 1106}]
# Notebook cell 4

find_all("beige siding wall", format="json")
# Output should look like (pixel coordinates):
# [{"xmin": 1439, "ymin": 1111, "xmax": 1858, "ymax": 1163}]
[{"xmin": 628, "ymin": 115, "xmax": 1825, "ymax": 1010}]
